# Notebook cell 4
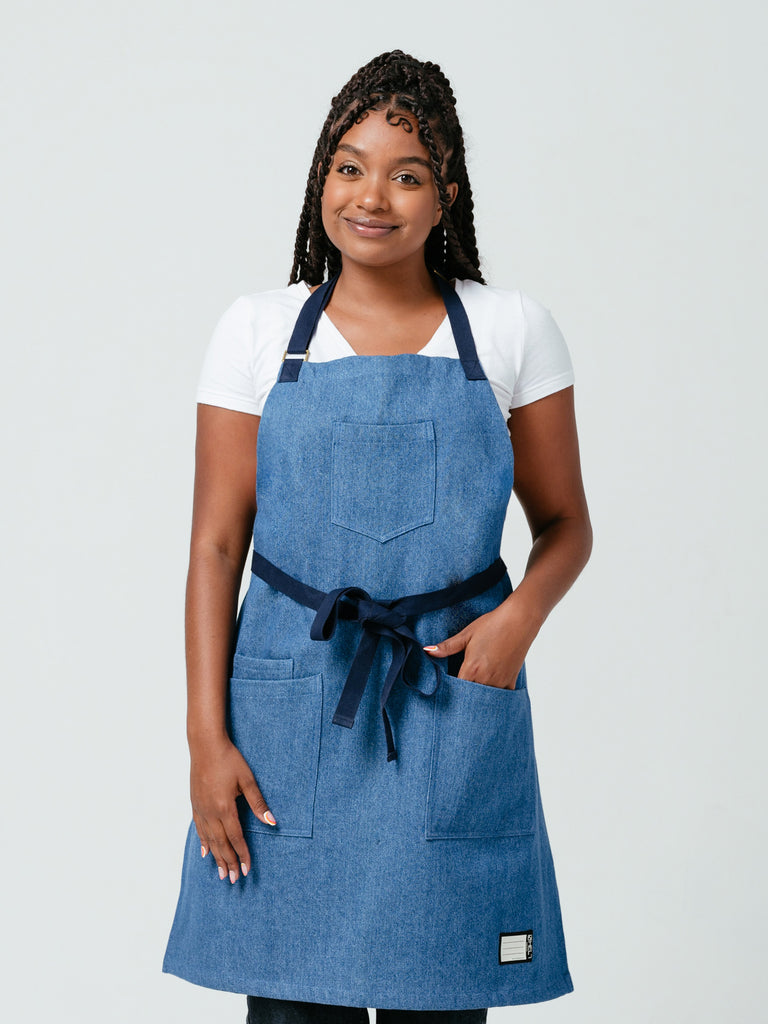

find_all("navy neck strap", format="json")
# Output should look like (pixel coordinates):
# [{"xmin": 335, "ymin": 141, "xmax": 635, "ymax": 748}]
[{"xmin": 277, "ymin": 272, "xmax": 487, "ymax": 383}]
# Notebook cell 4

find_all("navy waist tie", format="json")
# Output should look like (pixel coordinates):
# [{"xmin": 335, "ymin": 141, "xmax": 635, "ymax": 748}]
[{"xmin": 250, "ymin": 550, "xmax": 509, "ymax": 762}]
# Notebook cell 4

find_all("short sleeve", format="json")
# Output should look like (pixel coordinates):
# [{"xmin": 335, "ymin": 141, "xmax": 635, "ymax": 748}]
[
  {"xmin": 509, "ymin": 294, "xmax": 575, "ymax": 409},
  {"xmin": 195, "ymin": 295, "xmax": 261, "ymax": 415}
]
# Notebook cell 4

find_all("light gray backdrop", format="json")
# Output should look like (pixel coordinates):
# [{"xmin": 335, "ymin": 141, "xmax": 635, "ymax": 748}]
[{"xmin": 2, "ymin": 1, "xmax": 765, "ymax": 1021}]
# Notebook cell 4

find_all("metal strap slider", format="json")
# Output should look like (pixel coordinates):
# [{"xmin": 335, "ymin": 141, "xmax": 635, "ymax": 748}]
[{"xmin": 281, "ymin": 348, "xmax": 309, "ymax": 362}]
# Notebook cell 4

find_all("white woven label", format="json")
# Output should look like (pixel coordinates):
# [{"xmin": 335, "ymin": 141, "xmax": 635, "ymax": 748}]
[{"xmin": 499, "ymin": 931, "xmax": 533, "ymax": 964}]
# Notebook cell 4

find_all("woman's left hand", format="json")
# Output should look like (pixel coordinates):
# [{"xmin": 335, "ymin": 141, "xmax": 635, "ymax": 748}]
[{"xmin": 422, "ymin": 595, "xmax": 541, "ymax": 690}]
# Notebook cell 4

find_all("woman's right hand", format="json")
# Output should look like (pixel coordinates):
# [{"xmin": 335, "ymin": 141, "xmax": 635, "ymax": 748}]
[{"xmin": 190, "ymin": 735, "xmax": 276, "ymax": 883}]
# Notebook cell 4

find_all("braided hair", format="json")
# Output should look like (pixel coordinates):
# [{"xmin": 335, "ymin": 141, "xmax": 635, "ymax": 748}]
[{"xmin": 289, "ymin": 51, "xmax": 484, "ymax": 286}]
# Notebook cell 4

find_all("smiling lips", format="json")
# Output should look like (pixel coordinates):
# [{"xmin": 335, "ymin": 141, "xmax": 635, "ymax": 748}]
[{"xmin": 343, "ymin": 217, "xmax": 398, "ymax": 238}]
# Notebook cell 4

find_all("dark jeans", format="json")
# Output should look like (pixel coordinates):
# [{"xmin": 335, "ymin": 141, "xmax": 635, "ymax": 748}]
[{"xmin": 246, "ymin": 995, "xmax": 488, "ymax": 1023}]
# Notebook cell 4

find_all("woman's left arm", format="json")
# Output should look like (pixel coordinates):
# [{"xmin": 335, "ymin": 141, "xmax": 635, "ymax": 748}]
[{"xmin": 424, "ymin": 386, "xmax": 593, "ymax": 689}]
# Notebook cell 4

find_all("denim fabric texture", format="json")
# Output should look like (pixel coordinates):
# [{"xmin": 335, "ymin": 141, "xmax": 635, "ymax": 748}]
[
  {"xmin": 163, "ymin": 280, "xmax": 573, "ymax": 1010},
  {"xmin": 245, "ymin": 994, "xmax": 488, "ymax": 1022}
]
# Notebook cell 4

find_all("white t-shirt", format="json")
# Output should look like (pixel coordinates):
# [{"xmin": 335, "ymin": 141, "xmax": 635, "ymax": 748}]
[{"xmin": 196, "ymin": 279, "xmax": 575, "ymax": 420}]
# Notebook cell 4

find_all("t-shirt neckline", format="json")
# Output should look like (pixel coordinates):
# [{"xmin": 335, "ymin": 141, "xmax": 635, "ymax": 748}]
[{"xmin": 299, "ymin": 280, "xmax": 458, "ymax": 358}]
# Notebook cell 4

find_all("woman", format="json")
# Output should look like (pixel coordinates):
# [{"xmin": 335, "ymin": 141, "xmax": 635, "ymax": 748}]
[{"xmin": 163, "ymin": 50, "xmax": 592, "ymax": 1023}]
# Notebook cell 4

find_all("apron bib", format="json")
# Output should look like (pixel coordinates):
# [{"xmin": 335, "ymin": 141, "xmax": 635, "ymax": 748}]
[{"xmin": 163, "ymin": 275, "xmax": 574, "ymax": 1010}]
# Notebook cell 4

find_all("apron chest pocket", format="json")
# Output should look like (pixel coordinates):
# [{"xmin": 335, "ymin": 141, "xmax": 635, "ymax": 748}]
[
  {"xmin": 331, "ymin": 419, "xmax": 436, "ymax": 543},
  {"xmin": 425, "ymin": 671, "xmax": 537, "ymax": 840},
  {"xmin": 227, "ymin": 669, "xmax": 323, "ymax": 837}
]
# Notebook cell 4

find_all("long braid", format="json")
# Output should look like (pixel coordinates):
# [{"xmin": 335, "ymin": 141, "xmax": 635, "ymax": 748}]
[
  {"xmin": 288, "ymin": 51, "xmax": 485, "ymax": 285},
  {"xmin": 410, "ymin": 96, "xmax": 482, "ymax": 283}
]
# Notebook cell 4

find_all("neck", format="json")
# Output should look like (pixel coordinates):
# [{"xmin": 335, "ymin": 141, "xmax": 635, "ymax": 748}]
[{"xmin": 332, "ymin": 257, "xmax": 439, "ymax": 312}]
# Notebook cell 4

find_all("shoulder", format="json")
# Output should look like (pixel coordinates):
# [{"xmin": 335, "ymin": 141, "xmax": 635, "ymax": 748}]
[
  {"xmin": 453, "ymin": 279, "xmax": 524, "ymax": 360},
  {"xmin": 453, "ymin": 278, "xmax": 574, "ymax": 409},
  {"xmin": 454, "ymin": 278, "xmax": 567, "ymax": 350},
  {"xmin": 454, "ymin": 278, "xmax": 556, "ymax": 325},
  {"xmin": 207, "ymin": 282, "xmax": 312, "ymax": 360},
  {"xmin": 196, "ymin": 283, "xmax": 311, "ymax": 415},
  {"xmin": 244, "ymin": 281, "xmax": 311, "ymax": 314},
  {"xmin": 224, "ymin": 282, "xmax": 309, "ymax": 335}
]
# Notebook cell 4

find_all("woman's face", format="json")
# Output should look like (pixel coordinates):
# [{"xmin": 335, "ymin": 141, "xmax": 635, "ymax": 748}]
[{"xmin": 320, "ymin": 107, "xmax": 458, "ymax": 273}]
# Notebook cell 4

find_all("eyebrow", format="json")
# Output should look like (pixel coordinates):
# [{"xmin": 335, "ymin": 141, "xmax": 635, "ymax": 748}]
[{"xmin": 336, "ymin": 143, "xmax": 433, "ymax": 171}]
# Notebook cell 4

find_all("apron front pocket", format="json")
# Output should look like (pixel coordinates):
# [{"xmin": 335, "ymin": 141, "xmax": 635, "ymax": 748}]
[
  {"xmin": 331, "ymin": 419, "xmax": 436, "ymax": 543},
  {"xmin": 425, "ymin": 671, "xmax": 537, "ymax": 840},
  {"xmin": 232, "ymin": 654, "xmax": 293, "ymax": 679},
  {"xmin": 228, "ymin": 672, "xmax": 323, "ymax": 837}
]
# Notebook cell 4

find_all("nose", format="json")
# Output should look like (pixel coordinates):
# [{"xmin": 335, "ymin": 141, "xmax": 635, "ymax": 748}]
[{"xmin": 356, "ymin": 173, "xmax": 390, "ymax": 212}]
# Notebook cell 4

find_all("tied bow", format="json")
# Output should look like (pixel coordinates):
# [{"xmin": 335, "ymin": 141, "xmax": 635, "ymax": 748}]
[
  {"xmin": 249, "ymin": 548, "xmax": 509, "ymax": 764},
  {"xmin": 310, "ymin": 585, "xmax": 440, "ymax": 762}
]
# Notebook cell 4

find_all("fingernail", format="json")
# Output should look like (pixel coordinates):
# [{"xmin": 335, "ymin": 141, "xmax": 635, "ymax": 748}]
[
  {"xmin": 201, "ymin": 844, "xmax": 207, "ymax": 858},
  {"xmin": 241, "ymin": 862, "xmax": 248, "ymax": 876},
  {"xmin": 229, "ymin": 869, "xmax": 237, "ymax": 884},
  {"xmin": 423, "ymin": 645, "xmax": 439, "ymax": 652},
  {"xmin": 264, "ymin": 810, "xmax": 276, "ymax": 826},
  {"xmin": 218, "ymin": 865, "xmax": 226, "ymax": 880}
]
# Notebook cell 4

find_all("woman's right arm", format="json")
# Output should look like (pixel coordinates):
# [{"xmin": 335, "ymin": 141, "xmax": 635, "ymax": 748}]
[{"xmin": 185, "ymin": 403, "xmax": 275, "ymax": 884}]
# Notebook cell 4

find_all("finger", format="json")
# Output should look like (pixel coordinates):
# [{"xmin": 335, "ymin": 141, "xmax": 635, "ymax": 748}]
[
  {"xmin": 456, "ymin": 659, "xmax": 479, "ymax": 684},
  {"xmin": 240, "ymin": 774, "xmax": 276, "ymax": 828},
  {"xmin": 192, "ymin": 812, "xmax": 209, "ymax": 858},
  {"xmin": 510, "ymin": 663, "xmax": 526, "ymax": 690},
  {"xmin": 423, "ymin": 631, "xmax": 467, "ymax": 657},
  {"xmin": 222, "ymin": 813, "xmax": 253, "ymax": 879},
  {"xmin": 206, "ymin": 820, "xmax": 243, "ymax": 883}
]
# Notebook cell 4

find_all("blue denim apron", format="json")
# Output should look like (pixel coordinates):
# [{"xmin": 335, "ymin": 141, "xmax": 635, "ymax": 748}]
[{"xmin": 163, "ymin": 275, "xmax": 574, "ymax": 1010}]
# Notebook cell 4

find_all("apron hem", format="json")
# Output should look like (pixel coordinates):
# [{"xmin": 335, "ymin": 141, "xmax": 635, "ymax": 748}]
[{"xmin": 162, "ymin": 961, "xmax": 574, "ymax": 1011}]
